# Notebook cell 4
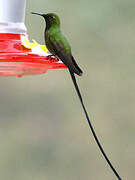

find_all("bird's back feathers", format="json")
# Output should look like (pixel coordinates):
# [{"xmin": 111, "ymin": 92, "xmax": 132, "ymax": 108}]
[{"xmin": 45, "ymin": 29, "xmax": 83, "ymax": 76}]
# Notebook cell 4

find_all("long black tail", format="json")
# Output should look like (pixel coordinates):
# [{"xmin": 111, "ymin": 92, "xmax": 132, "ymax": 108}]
[{"xmin": 69, "ymin": 70, "xmax": 122, "ymax": 180}]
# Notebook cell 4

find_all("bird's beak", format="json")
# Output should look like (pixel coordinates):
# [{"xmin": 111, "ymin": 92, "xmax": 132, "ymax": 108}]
[{"xmin": 31, "ymin": 12, "xmax": 43, "ymax": 16}]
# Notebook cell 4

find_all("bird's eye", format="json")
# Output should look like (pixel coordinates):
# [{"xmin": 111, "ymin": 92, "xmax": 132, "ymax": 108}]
[{"xmin": 49, "ymin": 16, "xmax": 53, "ymax": 20}]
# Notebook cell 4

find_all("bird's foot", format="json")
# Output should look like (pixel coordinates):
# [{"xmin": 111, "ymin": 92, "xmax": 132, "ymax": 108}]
[
  {"xmin": 47, "ymin": 55, "xmax": 55, "ymax": 59},
  {"xmin": 47, "ymin": 55, "xmax": 59, "ymax": 62}
]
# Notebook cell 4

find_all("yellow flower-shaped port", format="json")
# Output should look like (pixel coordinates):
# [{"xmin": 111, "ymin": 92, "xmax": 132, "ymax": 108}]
[{"xmin": 21, "ymin": 35, "xmax": 48, "ymax": 53}]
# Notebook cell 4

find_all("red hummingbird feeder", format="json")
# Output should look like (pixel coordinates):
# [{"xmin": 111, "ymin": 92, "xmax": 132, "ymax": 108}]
[{"xmin": 0, "ymin": 0, "xmax": 66, "ymax": 77}]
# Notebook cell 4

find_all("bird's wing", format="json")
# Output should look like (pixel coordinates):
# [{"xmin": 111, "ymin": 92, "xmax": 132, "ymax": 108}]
[{"xmin": 49, "ymin": 34, "xmax": 83, "ymax": 75}]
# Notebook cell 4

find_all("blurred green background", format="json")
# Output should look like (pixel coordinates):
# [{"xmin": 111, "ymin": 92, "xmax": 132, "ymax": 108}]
[{"xmin": 0, "ymin": 0, "xmax": 135, "ymax": 179}]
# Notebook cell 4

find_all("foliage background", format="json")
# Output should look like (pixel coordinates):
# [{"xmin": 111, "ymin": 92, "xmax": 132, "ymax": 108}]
[{"xmin": 0, "ymin": 0, "xmax": 135, "ymax": 179}]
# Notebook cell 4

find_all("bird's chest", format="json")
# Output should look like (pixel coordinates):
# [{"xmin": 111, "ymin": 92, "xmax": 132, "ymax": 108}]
[{"xmin": 45, "ymin": 31, "xmax": 56, "ymax": 55}]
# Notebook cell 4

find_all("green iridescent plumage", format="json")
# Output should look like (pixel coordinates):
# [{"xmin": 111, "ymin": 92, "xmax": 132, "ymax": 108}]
[{"xmin": 32, "ymin": 12, "xmax": 83, "ymax": 76}]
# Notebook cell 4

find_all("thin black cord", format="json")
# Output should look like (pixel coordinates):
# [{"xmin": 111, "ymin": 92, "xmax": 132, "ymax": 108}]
[{"xmin": 69, "ymin": 70, "xmax": 122, "ymax": 180}]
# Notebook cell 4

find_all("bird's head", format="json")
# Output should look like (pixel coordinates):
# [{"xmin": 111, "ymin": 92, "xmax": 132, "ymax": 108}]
[{"xmin": 31, "ymin": 12, "xmax": 60, "ymax": 28}]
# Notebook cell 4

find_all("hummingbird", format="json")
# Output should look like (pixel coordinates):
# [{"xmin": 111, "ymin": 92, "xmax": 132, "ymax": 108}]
[{"xmin": 31, "ymin": 12, "xmax": 122, "ymax": 180}]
